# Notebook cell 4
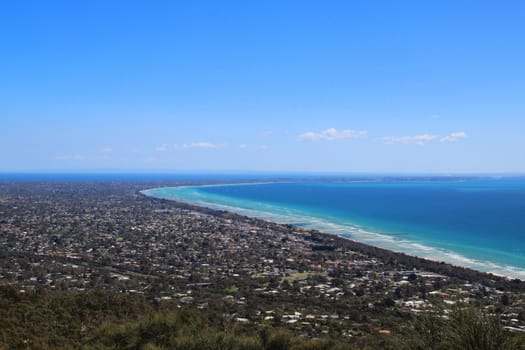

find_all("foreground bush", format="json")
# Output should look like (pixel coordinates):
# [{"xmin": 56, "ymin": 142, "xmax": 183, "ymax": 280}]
[{"xmin": 409, "ymin": 306, "xmax": 525, "ymax": 350}]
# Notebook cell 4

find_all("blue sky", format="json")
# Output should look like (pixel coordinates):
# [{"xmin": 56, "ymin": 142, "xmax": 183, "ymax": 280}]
[{"xmin": 1, "ymin": 1, "xmax": 524, "ymax": 173}]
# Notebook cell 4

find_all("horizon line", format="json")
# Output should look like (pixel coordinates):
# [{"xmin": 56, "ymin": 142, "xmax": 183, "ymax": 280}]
[{"xmin": 1, "ymin": 170, "xmax": 525, "ymax": 176}]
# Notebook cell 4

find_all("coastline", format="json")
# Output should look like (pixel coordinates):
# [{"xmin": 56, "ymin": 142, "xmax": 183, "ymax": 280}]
[
  {"xmin": 3, "ymin": 180, "xmax": 525, "ymax": 347},
  {"xmin": 141, "ymin": 184, "xmax": 523, "ymax": 282}
]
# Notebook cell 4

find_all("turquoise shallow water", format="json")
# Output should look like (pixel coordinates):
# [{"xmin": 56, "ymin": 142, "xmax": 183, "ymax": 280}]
[{"xmin": 143, "ymin": 178, "xmax": 525, "ymax": 279}]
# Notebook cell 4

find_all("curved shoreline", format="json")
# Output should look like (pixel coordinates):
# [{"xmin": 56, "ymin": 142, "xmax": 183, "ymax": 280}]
[{"xmin": 141, "ymin": 183, "xmax": 524, "ymax": 280}]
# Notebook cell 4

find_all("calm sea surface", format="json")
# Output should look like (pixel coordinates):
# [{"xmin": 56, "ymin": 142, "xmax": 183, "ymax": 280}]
[{"xmin": 144, "ymin": 178, "xmax": 525, "ymax": 279}]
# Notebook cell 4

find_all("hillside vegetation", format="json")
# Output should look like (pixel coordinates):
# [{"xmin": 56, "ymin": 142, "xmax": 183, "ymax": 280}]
[{"xmin": 1, "ymin": 286, "xmax": 524, "ymax": 350}]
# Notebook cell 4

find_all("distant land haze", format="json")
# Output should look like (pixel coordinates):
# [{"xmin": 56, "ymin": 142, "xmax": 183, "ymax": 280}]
[{"xmin": 144, "ymin": 177, "xmax": 525, "ymax": 279}]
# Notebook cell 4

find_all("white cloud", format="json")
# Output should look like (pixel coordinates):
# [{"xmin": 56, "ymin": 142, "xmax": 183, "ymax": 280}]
[
  {"xmin": 56, "ymin": 154, "xmax": 84, "ymax": 161},
  {"xmin": 155, "ymin": 144, "xmax": 170, "ymax": 152},
  {"xmin": 441, "ymin": 131, "xmax": 468, "ymax": 142},
  {"xmin": 299, "ymin": 128, "xmax": 367, "ymax": 141},
  {"xmin": 182, "ymin": 142, "xmax": 219, "ymax": 149},
  {"xmin": 239, "ymin": 144, "xmax": 247, "ymax": 149},
  {"xmin": 382, "ymin": 134, "xmax": 438, "ymax": 145},
  {"xmin": 100, "ymin": 148, "xmax": 113, "ymax": 160}
]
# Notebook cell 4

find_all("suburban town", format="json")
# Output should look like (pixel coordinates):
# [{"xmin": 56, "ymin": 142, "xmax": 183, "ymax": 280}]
[{"xmin": 1, "ymin": 180, "xmax": 525, "ymax": 348}]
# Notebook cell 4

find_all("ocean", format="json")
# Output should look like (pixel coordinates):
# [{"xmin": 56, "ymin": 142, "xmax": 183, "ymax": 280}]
[{"xmin": 143, "ymin": 177, "xmax": 525, "ymax": 279}]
